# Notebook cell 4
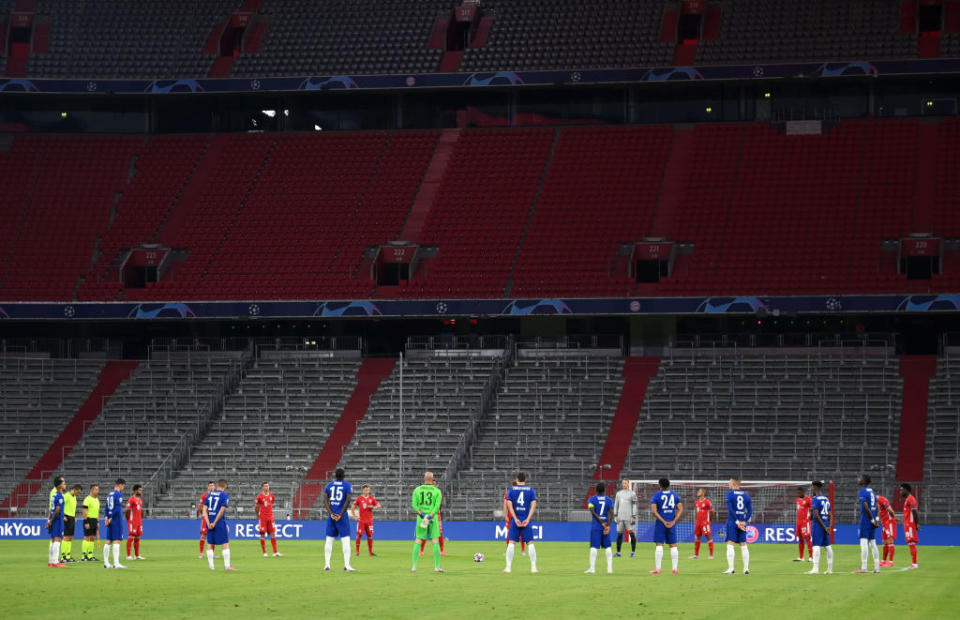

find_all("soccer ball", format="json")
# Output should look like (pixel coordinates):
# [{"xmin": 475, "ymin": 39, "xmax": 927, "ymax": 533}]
[{"xmin": 473, "ymin": 552, "xmax": 485, "ymax": 563}]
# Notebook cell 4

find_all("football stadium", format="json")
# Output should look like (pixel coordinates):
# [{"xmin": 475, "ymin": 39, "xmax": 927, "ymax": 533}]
[{"xmin": 1, "ymin": 0, "xmax": 960, "ymax": 617}]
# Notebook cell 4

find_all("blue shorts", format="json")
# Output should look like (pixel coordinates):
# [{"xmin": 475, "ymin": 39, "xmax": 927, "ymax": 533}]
[
  {"xmin": 48, "ymin": 519, "xmax": 64, "ymax": 539},
  {"xmin": 206, "ymin": 522, "xmax": 229, "ymax": 546},
  {"xmin": 326, "ymin": 516, "xmax": 350, "ymax": 539},
  {"xmin": 589, "ymin": 527, "xmax": 611, "ymax": 549},
  {"xmin": 508, "ymin": 521, "xmax": 532, "ymax": 544},
  {"xmin": 654, "ymin": 521, "xmax": 677, "ymax": 545},
  {"xmin": 726, "ymin": 522, "xmax": 747, "ymax": 544},
  {"xmin": 858, "ymin": 521, "xmax": 877, "ymax": 540},
  {"xmin": 106, "ymin": 518, "xmax": 124, "ymax": 542},
  {"xmin": 812, "ymin": 525, "xmax": 831, "ymax": 547}
]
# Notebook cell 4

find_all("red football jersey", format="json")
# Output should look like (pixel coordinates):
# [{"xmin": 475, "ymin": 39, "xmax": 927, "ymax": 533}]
[
  {"xmin": 256, "ymin": 493, "xmax": 276, "ymax": 521},
  {"xmin": 694, "ymin": 498, "xmax": 712, "ymax": 523},
  {"xmin": 126, "ymin": 496, "xmax": 143, "ymax": 526},
  {"xmin": 354, "ymin": 495, "xmax": 378, "ymax": 522},
  {"xmin": 198, "ymin": 492, "xmax": 208, "ymax": 518},
  {"xmin": 877, "ymin": 495, "xmax": 896, "ymax": 525},
  {"xmin": 903, "ymin": 494, "xmax": 918, "ymax": 527},
  {"xmin": 796, "ymin": 496, "xmax": 812, "ymax": 525}
]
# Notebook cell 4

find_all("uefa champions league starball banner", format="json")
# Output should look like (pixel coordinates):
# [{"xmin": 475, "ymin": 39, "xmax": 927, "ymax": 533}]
[{"xmin": 2, "ymin": 519, "xmax": 957, "ymax": 545}]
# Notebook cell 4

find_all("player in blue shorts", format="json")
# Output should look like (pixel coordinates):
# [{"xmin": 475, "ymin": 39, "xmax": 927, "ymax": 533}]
[
  {"xmin": 203, "ymin": 479, "xmax": 235, "ymax": 571},
  {"xmin": 723, "ymin": 477, "xmax": 753, "ymax": 574},
  {"xmin": 45, "ymin": 477, "xmax": 67, "ymax": 568},
  {"xmin": 504, "ymin": 471, "xmax": 538, "ymax": 573},
  {"xmin": 807, "ymin": 480, "xmax": 834, "ymax": 574},
  {"xmin": 104, "ymin": 478, "xmax": 127, "ymax": 569},
  {"xmin": 585, "ymin": 482, "xmax": 613, "ymax": 574},
  {"xmin": 650, "ymin": 478, "xmax": 684, "ymax": 575},
  {"xmin": 855, "ymin": 474, "xmax": 881, "ymax": 573},
  {"xmin": 324, "ymin": 468, "xmax": 354, "ymax": 572}
]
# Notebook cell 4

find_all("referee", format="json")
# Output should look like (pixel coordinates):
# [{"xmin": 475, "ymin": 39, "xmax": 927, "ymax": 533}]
[
  {"xmin": 61, "ymin": 484, "xmax": 82, "ymax": 562},
  {"xmin": 81, "ymin": 484, "xmax": 101, "ymax": 562}
]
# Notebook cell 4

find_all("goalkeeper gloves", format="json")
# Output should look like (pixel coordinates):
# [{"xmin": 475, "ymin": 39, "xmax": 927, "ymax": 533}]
[{"xmin": 420, "ymin": 516, "xmax": 431, "ymax": 529}]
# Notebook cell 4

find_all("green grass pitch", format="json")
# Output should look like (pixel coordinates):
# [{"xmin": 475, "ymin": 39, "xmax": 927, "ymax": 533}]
[{"xmin": 2, "ymin": 540, "xmax": 957, "ymax": 619}]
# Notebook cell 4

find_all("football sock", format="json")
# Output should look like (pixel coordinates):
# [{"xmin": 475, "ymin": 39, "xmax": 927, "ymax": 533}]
[
  {"xmin": 708, "ymin": 541, "xmax": 714, "ymax": 556},
  {"xmin": 520, "ymin": 539, "xmax": 526, "ymax": 552},
  {"xmin": 616, "ymin": 533, "xmax": 623, "ymax": 553},
  {"xmin": 223, "ymin": 548, "xmax": 231, "ymax": 569},
  {"xmin": 631, "ymin": 533, "xmax": 637, "ymax": 553},
  {"xmin": 670, "ymin": 546, "xmax": 679, "ymax": 571},
  {"xmin": 888, "ymin": 544, "xmax": 894, "ymax": 562},
  {"xmin": 134, "ymin": 538, "xmax": 140, "ymax": 556},
  {"xmin": 127, "ymin": 538, "xmax": 133, "ymax": 556},
  {"xmin": 605, "ymin": 547, "xmax": 613, "ymax": 573},
  {"xmin": 807, "ymin": 539, "xmax": 813, "ymax": 559},
  {"xmin": 49, "ymin": 541, "xmax": 59, "ymax": 564},
  {"xmin": 505, "ymin": 542, "xmax": 515, "ymax": 570},
  {"xmin": 261, "ymin": 537, "xmax": 267, "ymax": 554},
  {"xmin": 419, "ymin": 539, "xmax": 427, "ymax": 553},
  {"xmin": 432, "ymin": 542, "xmax": 441, "ymax": 569},
  {"xmin": 909, "ymin": 542, "xmax": 917, "ymax": 565},
  {"xmin": 80, "ymin": 540, "xmax": 88, "ymax": 558},
  {"xmin": 271, "ymin": 537, "xmax": 277, "ymax": 553},
  {"xmin": 324, "ymin": 537, "xmax": 334, "ymax": 568},
  {"xmin": 356, "ymin": 537, "xmax": 361, "ymax": 555},
  {"xmin": 740, "ymin": 545, "xmax": 750, "ymax": 571},
  {"xmin": 342, "ymin": 537, "xmax": 352, "ymax": 569},
  {"xmin": 366, "ymin": 536, "xmax": 372, "ymax": 554},
  {"xmin": 694, "ymin": 539, "xmax": 701, "ymax": 556},
  {"xmin": 411, "ymin": 542, "xmax": 421, "ymax": 569},
  {"xmin": 859, "ymin": 538, "xmax": 868, "ymax": 569},
  {"xmin": 105, "ymin": 544, "xmax": 113, "ymax": 568},
  {"xmin": 811, "ymin": 546, "xmax": 821, "ymax": 571},
  {"xmin": 63, "ymin": 539, "xmax": 71, "ymax": 560},
  {"xmin": 826, "ymin": 546, "xmax": 834, "ymax": 572},
  {"xmin": 726, "ymin": 544, "xmax": 735, "ymax": 571},
  {"xmin": 528, "ymin": 543, "xmax": 537, "ymax": 571},
  {"xmin": 206, "ymin": 548, "xmax": 215, "ymax": 570},
  {"xmin": 113, "ymin": 543, "xmax": 121, "ymax": 566},
  {"xmin": 588, "ymin": 547, "xmax": 598, "ymax": 572},
  {"xmin": 654, "ymin": 545, "xmax": 663, "ymax": 570},
  {"xmin": 798, "ymin": 540, "xmax": 804, "ymax": 558},
  {"xmin": 439, "ymin": 535, "xmax": 444, "ymax": 553},
  {"xmin": 868, "ymin": 539, "xmax": 880, "ymax": 569},
  {"xmin": 200, "ymin": 540, "xmax": 205, "ymax": 554}
]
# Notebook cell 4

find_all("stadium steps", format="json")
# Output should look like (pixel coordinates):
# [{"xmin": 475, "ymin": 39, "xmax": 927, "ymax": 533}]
[
  {"xmin": 293, "ymin": 357, "xmax": 396, "ymax": 518},
  {"xmin": 895, "ymin": 354, "xmax": 937, "ymax": 483},
  {"xmin": 0, "ymin": 359, "xmax": 138, "ymax": 514},
  {"xmin": 400, "ymin": 129, "xmax": 458, "ymax": 243},
  {"xmin": 648, "ymin": 126, "xmax": 694, "ymax": 239},
  {"xmin": 914, "ymin": 120, "xmax": 938, "ymax": 232}
]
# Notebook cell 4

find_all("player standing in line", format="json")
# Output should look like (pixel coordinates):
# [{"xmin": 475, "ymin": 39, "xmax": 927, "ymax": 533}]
[
  {"xmin": 503, "ymin": 472, "xmax": 538, "ymax": 574},
  {"xmin": 411, "ymin": 471, "xmax": 444, "ymax": 573},
  {"xmin": 503, "ymin": 477, "xmax": 526, "ymax": 555},
  {"xmin": 419, "ymin": 479, "xmax": 447, "ymax": 556},
  {"xmin": 585, "ymin": 481, "xmax": 612, "ymax": 574},
  {"xmin": 690, "ymin": 487, "xmax": 715, "ymax": 559},
  {"xmin": 125, "ymin": 484, "xmax": 145, "ymax": 560},
  {"xmin": 900, "ymin": 483, "xmax": 919, "ymax": 570},
  {"xmin": 323, "ymin": 468, "xmax": 354, "ymax": 572},
  {"xmin": 806, "ymin": 480, "xmax": 834, "ymax": 574},
  {"xmin": 794, "ymin": 486, "xmax": 813, "ymax": 562},
  {"xmin": 613, "ymin": 478, "xmax": 637, "ymax": 558},
  {"xmin": 203, "ymin": 479, "xmax": 235, "ymax": 571},
  {"xmin": 104, "ymin": 478, "xmax": 127, "ymax": 569},
  {"xmin": 45, "ymin": 477, "xmax": 67, "ymax": 567},
  {"xmin": 650, "ymin": 478, "xmax": 683, "ymax": 575},
  {"xmin": 854, "ymin": 474, "xmax": 881, "ymax": 574},
  {"xmin": 197, "ymin": 481, "xmax": 215, "ymax": 558},
  {"xmin": 352, "ymin": 484, "xmax": 381, "ymax": 557},
  {"xmin": 723, "ymin": 477, "xmax": 753, "ymax": 575},
  {"xmin": 47, "ymin": 476, "xmax": 64, "ymax": 561},
  {"xmin": 876, "ymin": 492, "xmax": 897, "ymax": 567},
  {"xmin": 255, "ymin": 482, "xmax": 282, "ymax": 558},
  {"xmin": 60, "ymin": 484, "xmax": 81, "ymax": 563},
  {"xmin": 81, "ymin": 484, "xmax": 100, "ymax": 562}
]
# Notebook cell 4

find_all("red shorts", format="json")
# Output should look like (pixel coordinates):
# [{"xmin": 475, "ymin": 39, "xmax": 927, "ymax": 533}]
[
  {"xmin": 882, "ymin": 520, "xmax": 897, "ymax": 541},
  {"xmin": 904, "ymin": 524, "xmax": 918, "ymax": 544},
  {"xmin": 796, "ymin": 522, "xmax": 811, "ymax": 539},
  {"xmin": 695, "ymin": 522, "xmax": 711, "ymax": 537},
  {"xmin": 357, "ymin": 521, "xmax": 374, "ymax": 538},
  {"xmin": 200, "ymin": 521, "xmax": 208, "ymax": 536},
  {"xmin": 259, "ymin": 519, "xmax": 275, "ymax": 535},
  {"xmin": 128, "ymin": 524, "xmax": 143, "ymax": 537}
]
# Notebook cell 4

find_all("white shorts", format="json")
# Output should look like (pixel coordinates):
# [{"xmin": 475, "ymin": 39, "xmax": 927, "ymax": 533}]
[{"xmin": 616, "ymin": 519, "xmax": 635, "ymax": 533}]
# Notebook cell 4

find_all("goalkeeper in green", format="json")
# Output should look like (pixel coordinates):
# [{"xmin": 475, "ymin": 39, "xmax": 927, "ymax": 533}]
[{"xmin": 411, "ymin": 471, "xmax": 444, "ymax": 573}]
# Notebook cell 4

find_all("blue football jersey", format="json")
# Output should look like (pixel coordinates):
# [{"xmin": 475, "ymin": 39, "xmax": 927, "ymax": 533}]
[
  {"xmin": 811, "ymin": 494, "xmax": 831, "ymax": 526},
  {"xmin": 106, "ymin": 490, "xmax": 123, "ymax": 519},
  {"xmin": 587, "ymin": 494, "xmax": 613, "ymax": 528},
  {"xmin": 651, "ymin": 490, "xmax": 681, "ymax": 519},
  {"xmin": 858, "ymin": 487, "xmax": 877, "ymax": 521},
  {"xmin": 506, "ymin": 485, "xmax": 537, "ymax": 521},
  {"xmin": 50, "ymin": 491, "xmax": 64, "ymax": 521},
  {"xmin": 325, "ymin": 480, "xmax": 352, "ymax": 513},
  {"xmin": 205, "ymin": 490, "xmax": 229, "ymax": 520},
  {"xmin": 726, "ymin": 489, "xmax": 753, "ymax": 523}
]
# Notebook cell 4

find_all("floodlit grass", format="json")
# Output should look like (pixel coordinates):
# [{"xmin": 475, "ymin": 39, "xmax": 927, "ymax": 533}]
[{"xmin": 2, "ymin": 540, "xmax": 957, "ymax": 619}]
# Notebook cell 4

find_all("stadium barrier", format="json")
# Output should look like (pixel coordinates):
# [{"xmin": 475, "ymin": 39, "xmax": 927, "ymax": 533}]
[{"xmin": 2, "ymin": 519, "xmax": 957, "ymax": 545}]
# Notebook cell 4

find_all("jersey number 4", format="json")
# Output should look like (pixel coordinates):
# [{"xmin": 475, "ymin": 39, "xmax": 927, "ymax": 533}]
[{"xmin": 660, "ymin": 495, "xmax": 676, "ymax": 510}]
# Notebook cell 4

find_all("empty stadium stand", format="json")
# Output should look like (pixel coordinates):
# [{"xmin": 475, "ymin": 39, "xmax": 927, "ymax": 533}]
[{"xmin": 923, "ymin": 352, "xmax": 959, "ymax": 524}]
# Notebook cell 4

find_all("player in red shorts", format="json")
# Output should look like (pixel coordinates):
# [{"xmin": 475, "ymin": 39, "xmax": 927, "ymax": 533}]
[
  {"xmin": 198, "ymin": 481, "xmax": 215, "ymax": 558},
  {"xmin": 793, "ymin": 486, "xmax": 813, "ymax": 562},
  {"xmin": 690, "ymin": 487, "xmax": 714, "ymax": 559},
  {"xmin": 900, "ymin": 483, "xmax": 919, "ymax": 569},
  {"xmin": 504, "ymin": 478, "xmax": 526, "ymax": 555},
  {"xmin": 351, "ymin": 484, "xmax": 381, "ymax": 556},
  {"xmin": 125, "ymin": 484, "xmax": 145, "ymax": 560},
  {"xmin": 877, "ymin": 493, "xmax": 898, "ymax": 566},
  {"xmin": 256, "ymin": 481, "xmax": 282, "ymax": 557},
  {"xmin": 420, "ymin": 480, "xmax": 446, "ymax": 556}
]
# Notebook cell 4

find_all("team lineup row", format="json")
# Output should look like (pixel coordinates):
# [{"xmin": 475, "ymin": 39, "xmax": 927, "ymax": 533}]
[{"xmin": 41, "ymin": 472, "xmax": 922, "ymax": 574}]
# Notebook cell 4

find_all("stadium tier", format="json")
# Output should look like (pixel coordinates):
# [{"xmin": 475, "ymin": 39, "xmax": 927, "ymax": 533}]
[{"xmin": 2, "ymin": 119, "xmax": 960, "ymax": 302}]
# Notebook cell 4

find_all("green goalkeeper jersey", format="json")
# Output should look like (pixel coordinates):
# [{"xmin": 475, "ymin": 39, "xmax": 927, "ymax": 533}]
[{"xmin": 411, "ymin": 484, "xmax": 442, "ymax": 517}]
